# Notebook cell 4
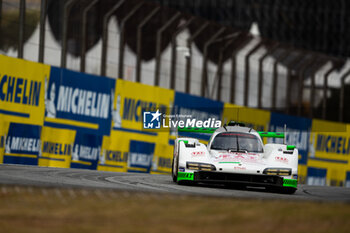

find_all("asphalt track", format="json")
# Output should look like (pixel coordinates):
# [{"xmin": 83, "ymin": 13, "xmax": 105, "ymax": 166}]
[{"xmin": 0, "ymin": 164, "xmax": 349, "ymax": 202}]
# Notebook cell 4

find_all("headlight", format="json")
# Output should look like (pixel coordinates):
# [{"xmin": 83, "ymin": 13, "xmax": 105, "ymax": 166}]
[
  {"xmin": 186, "ymin": 162, "xmax": 216, "ymax": 171},
  {"xmin": 263, "ymin": 168, "xmax": 291, "ymax": 176}
]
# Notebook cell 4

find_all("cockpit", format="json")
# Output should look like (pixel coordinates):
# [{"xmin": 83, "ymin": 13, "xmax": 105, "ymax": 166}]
[{"xmin": 210, "ymin": 132, "xmax": 264, "ymax": 153}]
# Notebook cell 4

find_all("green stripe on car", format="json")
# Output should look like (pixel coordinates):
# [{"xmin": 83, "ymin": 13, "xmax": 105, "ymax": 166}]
[
  {"xmin": 177, "ymin": 172, "xmax": 194, "ymax": 181},
  {"xmin": 257, "ymin": 131, "xmax": 285, "ymax": 138},
  {"xmin": 283, "ymin": 178, "xmax": 298, "ymax": 188},
  {"xmin": 178, "ymin": 140, "xmax": 189, "ymax": 144}
]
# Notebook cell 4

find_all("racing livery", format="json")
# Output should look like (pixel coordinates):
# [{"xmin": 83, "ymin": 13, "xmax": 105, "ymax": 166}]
[{"xmin": 172, "ymin": 122, "xmax": 298, "ymax": 194}]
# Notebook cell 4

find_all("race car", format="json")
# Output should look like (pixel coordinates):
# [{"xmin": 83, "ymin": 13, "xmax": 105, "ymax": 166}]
[{"xmin": 171, "ymin": 121, "xmax": 298, "ymax": 194}]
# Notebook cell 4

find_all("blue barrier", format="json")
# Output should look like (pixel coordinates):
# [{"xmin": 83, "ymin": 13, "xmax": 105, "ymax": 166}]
[
  {"xmin": 4, "ymin": 123, "xmax": 41, "ymax": 165},
  {"xmin": 44, "ymin": 67, "xmax": 115, "ymax": 136}
]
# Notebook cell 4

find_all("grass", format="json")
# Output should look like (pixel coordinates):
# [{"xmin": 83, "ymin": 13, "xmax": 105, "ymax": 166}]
[{"xmin": 0, "ymin": 186, "xmax": 349, "ymax": 233}]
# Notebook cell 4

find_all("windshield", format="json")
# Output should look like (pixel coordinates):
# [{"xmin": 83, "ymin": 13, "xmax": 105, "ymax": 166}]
[{"xmin": 210, "ymin": 132, "xmax": 263, "ymax": 153}]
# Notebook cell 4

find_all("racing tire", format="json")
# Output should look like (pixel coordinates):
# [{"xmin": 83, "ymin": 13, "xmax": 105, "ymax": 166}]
[
  {"xmin": 267, "ymin": 186, "xmax": 297, "ymax": 194},
  {"xmin": 177, "ymin": 180, "xmax": 195, "ymax": 186},
  {"xmin": 171, "ymin": 157, "xmax": 178, "ymax": 182},
  {"xmin": 279, "ymin": 187, "xmax": 297, "ymax": 194},
  {"xmin": 172, "ymin": 156, "xmax": 195, "ymax": 186},
  {"xmin": 172, "ymin": 157, "xmax": 194, "ymax": 186}
]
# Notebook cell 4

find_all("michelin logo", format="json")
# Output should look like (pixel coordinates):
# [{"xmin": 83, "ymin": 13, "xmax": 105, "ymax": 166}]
[
  {"xmin": 45, "ymin": 81, "xmax": 110, "ymax": 119},
  {"xmin": 42, "ymin": 141, "xmax": 72, "ymax": 156},
  {"xmin": 143, "ymin": 110, "xmax": 161, "ymax": 129},
  {"xmin": 5, "ymin": 136, "xmax": 41, "ymax": 154},
  {"xmin": 100, "ymin": 149, "xmax": 128, "ymax": 165},
  {"xmin": 129, "ymin": 153, "xmax": 152, "ymax": 167},
  {"xmin": 72, "ymin": 144, "xmax": 101, "ymax": 161},
  {"xmin": 0, "ymin": 75, "xmax": 41, "ymax": 106}
]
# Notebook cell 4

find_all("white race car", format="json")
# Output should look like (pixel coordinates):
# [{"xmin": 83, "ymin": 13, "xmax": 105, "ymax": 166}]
[{"xmin": 172, "ymin": 122, "xmax": 298, "ymax": 194}]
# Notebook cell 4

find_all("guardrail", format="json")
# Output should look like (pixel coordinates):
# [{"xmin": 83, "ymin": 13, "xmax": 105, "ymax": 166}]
[{"xmin": 0, "ymin": 54, "xmax": 350, "ymax": 187}]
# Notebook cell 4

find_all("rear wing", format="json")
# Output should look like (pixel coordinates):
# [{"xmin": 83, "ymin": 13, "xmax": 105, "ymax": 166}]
[
  {"xmin": 177, "ymin": 127, "xmax": 294, "ymax": 149},
  {"xmin": 258, "ymin": 125, "xmax": 287, "ymax": 145},
  {"xmin": 178, "ymin": 128, "xmax": 286, "ymax": 137},
  {"xmin": 257, "ymin": 131, "xmax": 296, "ymax": 150},
  {"xmin": 257, "ymin": 132, "xmax": 284, "ymax": 138},
  {"xmin": 178, "ymin": 127, "xmax": 217, "ymax": 134}
]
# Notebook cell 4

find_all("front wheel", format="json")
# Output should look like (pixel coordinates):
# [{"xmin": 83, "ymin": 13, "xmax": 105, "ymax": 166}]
[
  {"xmin": 171, "ymin": 157, "xmax": 178, "ymax": 182},
  {"xmin": 267, "ymin": 186, "xmax": 297, "ymax": 194},
  {"xmin": 279, "ymin": 187, "xmax": 297, "ymax": 194}
]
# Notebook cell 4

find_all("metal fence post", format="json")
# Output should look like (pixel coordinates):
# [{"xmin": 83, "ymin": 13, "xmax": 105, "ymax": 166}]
[
  {"xmin": 185, "ymin": 22, "xmax": 209, "ymax": 94},
  {"xmin": 214, "ymin": 38, "xmax": 235, "ymax": 101},
  {"xmin": 206, "ymin": 33, "xmax": 240, "ymax": 100},
  {"xmin": 101, "ymin": 0, "xmax": 125, "ymax": 76},
  {"xmin": 297, "ymin": 55, "xmax": 317, "ymax": 116},
  {"xmin": 322, "ymin": 64, "xmax": 337, "ymax": 119},
  {"xmin": 244, "ymin": 41, "xmax": 263, "ymax": 106},
  {"xmin": 309, "ymin": 69, "xmax": 317, "ymax": 119},
  {"xmin": 155, "ymin": 12, "xmax": 181, "ymax": 86},
  {"xmin": 309, "ymin": 58, "xmax": 326, "ymax": 118},
  {"xmin": 18, "ymin": 0, "xmax": 26, "ymax": 59},
  {"xmin": 284, "ymin": 52, "xmax": 305, "ymax": 114},
  {"xmin": 0, "ymin": 0, "xmax": 2, "ymax": 30},
  {"xmin": 0, "ymin": 0, "xmax": 3, "ymax": 48},
  {"xmin": 257, "ymin": 42, "xmax": 279, "ymax": 109},
  {"xmin": 339, "ymin": 69, "xmax": 350, "ymax": 122},
  {"xmin": 271, "ymin": 48, "xmax": 290, "ymax": 111},
  {"xmin": 230, "ymin": 36, "xmax": 252, "ymax": 104},
  {"xmin": 38, "ymin": 0, "xmax": 47, "ymax": 63},
  {"xmin": 201, "ymin": 28, "xmax": 225, "ymax": 97},
  {"xmin": 136, "ymin": 6, "xmax": 160, "ymax": 83},
  {"xmin": 118, "ymin": 1, "xmax": 144, "ymax": 79},
  {"xmin": 61, "ymin": 0, "xmax": 78, "ymax": 68},
  {"xmin": 80, "ymin": 0, "xmax": 99, "ymax": 72},
  {"xmin": 170, "ymin": 17, "xmax": 195, "ymax": 90}
]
